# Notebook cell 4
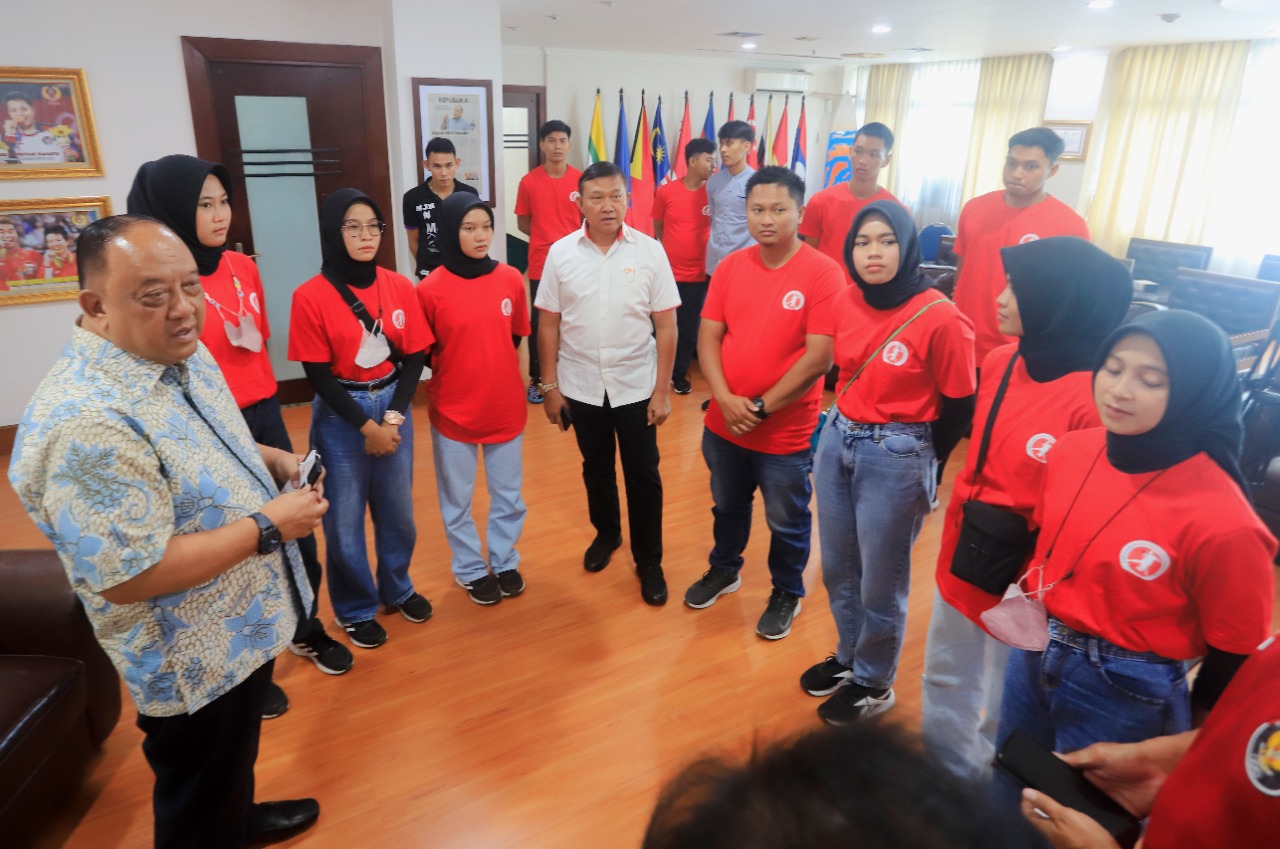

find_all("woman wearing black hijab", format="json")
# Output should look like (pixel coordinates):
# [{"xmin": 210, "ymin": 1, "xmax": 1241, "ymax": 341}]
[
  {"xmin": 287, "ymin": 189, "xmax": 432, "ymax": 650},
  {"xmin": 128, "ymin": 156, "xmax": 355, "ymax": 710},
  {"xmin": 802, "ymin": 201, "xmax": 977, "ymax": 726},
  {"xmin": 921, "ymin": 236, "xmax": 1132, "ymax": 782},
  {"xmin": 417, "ymin": 193, "xmax": 530, "ymax": 606},
  {"xmin": 994, "ymin": 309, "xmax": 1276, "ymax": 803}
]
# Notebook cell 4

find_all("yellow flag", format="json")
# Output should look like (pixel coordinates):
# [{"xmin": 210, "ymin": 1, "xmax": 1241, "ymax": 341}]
[{"xmin": 588, "ymin": 89, "xmax": 607, "ymax": 164}]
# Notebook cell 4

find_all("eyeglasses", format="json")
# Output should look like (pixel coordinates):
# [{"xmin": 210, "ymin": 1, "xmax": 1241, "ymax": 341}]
[{"xmin": 342, "ymin": 222, "xmax": 385, "ymax": 236}]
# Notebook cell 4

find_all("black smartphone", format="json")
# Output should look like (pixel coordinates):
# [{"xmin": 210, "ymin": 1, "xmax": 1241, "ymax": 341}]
[
  {"xmin": 559, "ymin": 405, "xmax": 573, "ymax": 431},
  {"xmin": 299, "ymin": 450, "xmax": 323, "ymax": 487},
  {"xmin": 994, "ymin": 730, "xmax": 1141, "ymax": 848}
]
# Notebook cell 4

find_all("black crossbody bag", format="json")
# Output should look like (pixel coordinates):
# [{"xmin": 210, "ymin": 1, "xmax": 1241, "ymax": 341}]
[
  {"xmin": 324, "ymin": 274, "xmax": 403, "ymax": 368},
  {"xmin": 949, "ymin": 352, "xmax": 1039, "ymax": 595}
]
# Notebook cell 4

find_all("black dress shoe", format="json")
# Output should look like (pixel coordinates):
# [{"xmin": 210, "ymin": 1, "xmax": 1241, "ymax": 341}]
[
  {"xmin": 637, "ymin": 564, "xmax": 668, "ymax": 606},
  {"xmin": 583, "ymin": 535, "xmax": 623, "ymax": 573},
  {"xmin": 249, "ymin": 798, "xmax": 320, "ymax": 845},
  {"xmin": 261, "ymin": 682, "xmax": 289, "ymax": 720}
]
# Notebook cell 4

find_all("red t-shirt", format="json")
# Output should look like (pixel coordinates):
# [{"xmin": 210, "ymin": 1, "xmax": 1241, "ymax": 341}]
[
  {"xmin": 0, "ymin": 247, "xmax": 42, "ymax": 286},
  {"xmin": 1035, "ymin": 428, "xmax": 1276, "ymax": 659},
  {"xmin": 952, "ymin": 191, "xmax": 1089, "ymax": 361},
  {"xmin": 652, "ymin": 179, "xmax": 710, "ymax": 282},
  {"xmin": 514, "ymin": 165, "xmax": 584, "ymax": 279},
  {"xmin": 798, "ymin": 184, "xmax": 903, "ymax": 286},
  {"xmin": 934, "ymin": 344, "xmax": 1099, "ymax": 626},
  {"xmin": 1142, "ymin": 630, "xmax": 1280, "ymax": 849},
  {"xmin": 42, "ymin": 253, "xmax": 78, "ymax": 280},
  {"xmin": 418, "ymin": 264, "xmax": 531, "ymax": 444},
  {"xmin": 199, "ymin": 251, "xmax": 277, "ymax": 409},
  {"xmin": 288, "ymin": 267, "xmax": 432, "ymax": 382},
  {"xmin": 832, "ymin": 288, "xmax": 975, "ymax": 424},
  {"xmin": 703, "ymin": 243, "xmax": 843, "ymax": 454}
]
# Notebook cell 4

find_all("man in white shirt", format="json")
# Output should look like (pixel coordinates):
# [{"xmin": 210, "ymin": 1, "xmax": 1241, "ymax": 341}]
[{"xmin": 535, "ymin": 161, "xmax": 680, "ymax": 606}]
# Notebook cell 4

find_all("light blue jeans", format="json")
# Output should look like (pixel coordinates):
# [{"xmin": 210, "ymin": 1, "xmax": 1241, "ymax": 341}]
[
  {"xmin": 921, "ymin": 588, "xmax": 1011, "ymax": 782},
  {"xmin": 310, "ymin": 385, "xmax": 417, "ymax": 625},
  {"xmin": 430, "ymin": 428, "xmax": 526, "ymax": 583},
  {"xmin": 815, "ymin": 411, "xmax": 936, "ymax": 690}
]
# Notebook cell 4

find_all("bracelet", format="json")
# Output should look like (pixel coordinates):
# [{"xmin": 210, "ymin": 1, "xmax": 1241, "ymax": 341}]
[
  {"xmin": 383, "ymin": 410, "xmax": 405, "ymax": 426},
  {"xmin": 537, "ymin": 382, "xmax": 559, "ymax": 393}
]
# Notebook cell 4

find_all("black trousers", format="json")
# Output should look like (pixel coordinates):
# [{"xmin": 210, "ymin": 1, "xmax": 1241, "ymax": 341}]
[
  {"xmin": 240, "ymin": 394, "xmax": 322, "ymax": 638},
  {"xmin": 528, "ymin": 278, "xmax": 542, "ymax": 382},
  {"xmin": 566, "ymin": 394, "xmax": 663, "ymax": 568},
  {"xmin": 137, "ymin": 659, "xmax": 274, "ymax": 849},
  {"xmin": 673, "ymin": 280, "xmax": 708, "ymax": 381}
]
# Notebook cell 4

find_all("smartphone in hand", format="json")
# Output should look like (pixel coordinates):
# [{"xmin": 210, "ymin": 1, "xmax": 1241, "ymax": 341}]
[
  {"xmin": 285, "ymin": 450, "xmax": 322, "ymax": 492},
  {"xmin": 558, "ymin": 405, "xmax": 573, "ymax": 431}
]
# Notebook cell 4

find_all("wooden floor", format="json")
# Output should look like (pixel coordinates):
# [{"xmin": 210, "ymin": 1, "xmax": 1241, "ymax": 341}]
[{"xmin": 1, "ymin": 365, "xmax": 1272, "ymax": 849}]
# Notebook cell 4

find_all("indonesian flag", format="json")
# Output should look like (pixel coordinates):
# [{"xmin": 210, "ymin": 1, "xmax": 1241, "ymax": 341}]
[
  {"xmin": 772, "ymin": 96, "xmax": 789, "ymax": 169},
  {"xmin": 673, "ymin": 92, "xmax": 692, "ymax": 180}
]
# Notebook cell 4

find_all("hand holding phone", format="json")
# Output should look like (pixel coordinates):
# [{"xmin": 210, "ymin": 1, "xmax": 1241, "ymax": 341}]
[
  {"xmin": 284, "ymin": 450, "xmax": 322, "ymax": 492},
  {"xmin": 558, "ymin": 404, "xmax": 573, "ymax": 431}
]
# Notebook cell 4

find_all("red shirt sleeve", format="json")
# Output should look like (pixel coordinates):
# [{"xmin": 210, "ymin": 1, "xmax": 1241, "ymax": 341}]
[
  {"xmin": 928, "ymin": 308, "xmax": 978, "ymax": 398},
  {"xmin": 701, "ymin": 261, "xmax": 729, "ymax": 322},
  {"xmin": 803, "ymin": 255, "xmax": 842, "ymax": 336},
  {"xmin": 514, "ymin": 173, "xmax": 532, "ymax": 216},
  {"xmin": 1187, "ymin": 520, "xmax": 1277, "ymax": 654},
  {"xmin": 652, "ymin": 184, "xmax": 669, "ymax": 222},
  {"xmin": 510, "ymin": 269, "xmax": 532, "ymax": 336},
  {"xmin": 797, "ymin": 190, "xmax": 823, "ymax": 241},
  {"xmin": 287, "ymin": 280, "xmax": 335, "ymax": 364}
]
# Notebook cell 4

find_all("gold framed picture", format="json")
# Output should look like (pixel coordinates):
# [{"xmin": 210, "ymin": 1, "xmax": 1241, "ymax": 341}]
[
  {"xmin": 0, "ymin": 196, "xmax": 111, "ymax": 306},
  {"xmin": 0, "ymin": 67, "xmax": 103, "ymax": 179},
  {"xmin": 1043, "ymin": 120, "xmax": 1092, "ymax": 162}
]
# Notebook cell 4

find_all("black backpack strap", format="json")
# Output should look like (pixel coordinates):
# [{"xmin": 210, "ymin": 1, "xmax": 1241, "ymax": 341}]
[
  {"xmin": 973, "ymin": 350, "xmax": 1020, "ymax": 479},
  {"xmin": 323, "ymin": 273, "xmax": 402, "ymax": 364}
]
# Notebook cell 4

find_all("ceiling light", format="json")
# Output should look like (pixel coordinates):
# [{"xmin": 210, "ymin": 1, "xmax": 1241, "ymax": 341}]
[
  {"xmin": 742, "ymin": 42, "xmax": 757, "ymax": 50},
  {"xmin": 1053, "ymin": 45, "xmax": 1072, "ymax": 52},
  {"xmin": 871, "ymin": 25, "xmax": 891, "ymax": 34},
  {"xmin": 1086, "ymin": 1, "xmax": 1114, "ymax": 8}
]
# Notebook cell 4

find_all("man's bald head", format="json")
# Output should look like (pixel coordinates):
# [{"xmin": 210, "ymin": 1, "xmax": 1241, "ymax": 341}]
[{"xmin": 77, "ymin": 214, "xmax": 167, "ymax": 292}]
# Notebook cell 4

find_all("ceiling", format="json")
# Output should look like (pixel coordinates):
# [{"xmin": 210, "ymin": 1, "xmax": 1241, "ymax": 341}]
[{"xmin": 500, "ymin": 0, "xmax": 1280, "ymax": 69}]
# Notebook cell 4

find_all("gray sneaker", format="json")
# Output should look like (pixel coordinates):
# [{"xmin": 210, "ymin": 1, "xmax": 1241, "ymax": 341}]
[
  {"xmin": 683, "ymin": 569, "xmax": 742, "ymax": 609},
  {"xmin": 756, "ymin": 589, "xmax": 802, "ymax": 640}
]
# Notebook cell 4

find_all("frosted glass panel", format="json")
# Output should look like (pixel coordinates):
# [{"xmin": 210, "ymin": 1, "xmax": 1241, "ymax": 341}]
[
  {"xmin": 502, "ymin": 106, "xmax": 530, "ymax": 243},
  {"xmin": 235, "ymin": 95, "xmax": 322, "ymax": 382}
]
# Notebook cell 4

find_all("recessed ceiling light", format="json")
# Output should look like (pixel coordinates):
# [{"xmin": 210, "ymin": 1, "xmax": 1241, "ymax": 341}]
[
  {"xmin": 871, "ymin": 25, "xmax": 891, "ymax": 34},
  {"xmin": 1086, "ymin": 0, "xmax": 1114, "ymax": 9},
  {"xmin": 742, "ymin": 42, "xmax": 757, "ymax": 50},
  {"xmin": 1053, "ymin": 45, "xmax": 1072, "ymax": 52}
]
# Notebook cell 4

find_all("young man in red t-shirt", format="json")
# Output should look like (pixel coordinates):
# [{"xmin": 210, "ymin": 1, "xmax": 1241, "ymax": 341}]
[
  {"xmin": 0, "ymin": 215, "xmax": 43, "ymax": 289},
  {"xmin": 514, "ymin": 120, "xmax": 583, "ymax": 404},
  {"xmin": 686, "ymin": 166, "xmax": 843, "ymax": 640},
  {"xmin": 654, "ymin": 137, "xmax": 716, "ymax": 395},
  {"xmin": 799, "ymin": 122, "xmax": 903, "ymax": 286},
  {"xmin": 952, "ymin": 128, "xmax": 1089, "ymax": 365}
]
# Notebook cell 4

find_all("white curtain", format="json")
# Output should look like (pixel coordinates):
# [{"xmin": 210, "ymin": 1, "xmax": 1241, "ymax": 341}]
[
  {"xmin": 893, "ymin": 60, "xmax": 981, "ymax": 228},
  {"xmin": 1204, "ymin": 39, "xmax": 1280, "ymax": 277}
]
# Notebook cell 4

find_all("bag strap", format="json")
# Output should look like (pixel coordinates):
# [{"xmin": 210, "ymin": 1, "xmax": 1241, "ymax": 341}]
[
  {"xmin": 973, "ymin": 350, "xmax": 1021, "ymax": 478},
  {"xmin": 831, "ymin": 297, "xmax": 947, "ymax": 405},
  {"xmin": 323, "ymin": 273, "xmax": 402, "ymax": 364}
]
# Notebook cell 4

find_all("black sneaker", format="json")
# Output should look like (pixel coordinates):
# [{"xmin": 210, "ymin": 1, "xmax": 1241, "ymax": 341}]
[
  {"xmin": 262, "ymin": 681, "xmax": 289, "ymax": 719},
  {"xmin": 756, "ymin": 589, "xmax": 802, "ymax": 640},
  {"xmin": 637, "ymin": 564, "xmax": 668, "ymax": 606},
  {"xmin": 817, "ymin": 685, "xmax": 896, "ymax": 726},
  {"xmin": 673, "ymin": 377, "xmax": 692, "ymax": 395},
  {"xmin": 290, "ymin": 622, "xmax": 355, "ymax": 675},
  {"xmin": 457, "ymin": 574, "xmax": 502, "ymax": 605},
  {"xmin": 496, "ymin": 569, "xmax": 525, "ymax": 598},
  {"xmin": 800, "ymin": 655, "xmax": 853, "ymax": 696},
  {"xmin": 683, "ymin": 569, "xmax": 742, "ymax": 609},
  {"xmin": 397, "ymin": 592, "xmax": 434, "ymax": 622},
  {"xmin": 340, "ymin": 617, "xmax": 388, "ymax": 649}
]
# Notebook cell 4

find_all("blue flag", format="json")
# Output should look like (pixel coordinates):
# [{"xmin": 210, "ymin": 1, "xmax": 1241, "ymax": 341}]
[
  {"xmin": 652, "ymin": 99, "xmax": 671, "ymax": 185},
  {"xmin": 701, "ymin": 93, "xmax": 715, "ymax": 140},
  {"xmin": 614, "ymin": 92, "xmax": 631, "ymax": 194}
]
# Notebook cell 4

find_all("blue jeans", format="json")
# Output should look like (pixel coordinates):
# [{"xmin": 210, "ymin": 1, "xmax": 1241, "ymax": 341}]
[
  {"xmin": 815, "ymin": 411, "xmax": 936, "ymax": 689},
  {"xmin": 702, "ymin": 428, "xmax": 813, "ymax": 597},
  {"xmin": 994, "ymin": 617, "xmax": 1191, "ymax": 808},
  {"xmin": 430, "ymin": 428, "xmax": 526, "ymax": 582},
  {"xmin": 310, "ymin": 385, "xmax": 417, "ymax": 625}
]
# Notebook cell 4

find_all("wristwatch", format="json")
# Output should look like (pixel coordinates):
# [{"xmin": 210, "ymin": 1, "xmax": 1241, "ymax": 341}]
[
  {"xmin": 749, "ymin": 396, "xmax": 769, "ymax": 420},
  {"xmin": 537, "ymin": 381, "xmax": 559, "ymax": 394},
  {"xmin": 383, "ymin": 410, "xmax": 405, "ymax": 426},
  {"xmin": 249, "ymin": 512, "xmax": 282, "ymax": 555}
]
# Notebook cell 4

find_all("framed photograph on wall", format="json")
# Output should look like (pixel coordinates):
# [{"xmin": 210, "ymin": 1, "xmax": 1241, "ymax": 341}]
[
  {"xmin": 411, "ymin": 77, "xmax": 495, "ymax": 204},
  {"xmin": 0, "ymin": 68, "xmax": 103, "ymax": 179},
  {"xmin": 1044, "ymin": 120, "xmax": 1091, "ymax": 162},
  {"xmin": 0, "ymin": 197, "xmax": 111, "ymax": 306}
]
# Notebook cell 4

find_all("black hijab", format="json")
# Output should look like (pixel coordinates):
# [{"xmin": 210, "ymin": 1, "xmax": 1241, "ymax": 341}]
[
  {"xmin": 1000, "ymin": 236, "xmax": 1133, "ymax": 383},
  {"xmin": 127, "ymin": 154, "xmax": 233, "ymax": 276},
  {"xmin": 844, "ymin": 200, "xmax": 931, "ymax": 311},
  {"xmin": 1094, "ymin": 310, "xmax": 1245, "ymax": 491},
  {"xmin": 320, "ymin": 189, "xmax": 382, "ymax": 288},
  {"xmin": 437, "ymin": 193, "xmax": 498, "ymax": 279}
]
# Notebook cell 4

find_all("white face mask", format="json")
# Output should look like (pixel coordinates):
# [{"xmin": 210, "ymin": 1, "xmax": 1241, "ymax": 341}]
[
  {"xmin": 225, "ymin": 311, "xmax": 264, "ymax": 353},
  {"xmin": 354, "ymin": 318, "xmax": 390, "ymax": 368}
]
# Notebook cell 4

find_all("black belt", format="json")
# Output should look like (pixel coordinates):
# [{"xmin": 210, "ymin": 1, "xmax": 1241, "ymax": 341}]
[{"xmin": 338, "ymin": 370, "xmax": 398, "ymax": 392}]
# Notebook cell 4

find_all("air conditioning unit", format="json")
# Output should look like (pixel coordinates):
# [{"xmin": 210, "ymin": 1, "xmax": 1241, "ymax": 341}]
[{"xmin": 749, "ymin": 71, "xmax": 811, "ymax": 93}]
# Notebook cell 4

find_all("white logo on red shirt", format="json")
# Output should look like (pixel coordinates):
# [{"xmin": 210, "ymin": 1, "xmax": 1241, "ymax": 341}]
[
  {"xmin": 1245, "ymin": 719, "xmax": 1280, "ymax": 797},
  {"xmin": 1118, "ymin": 540, "xmax": 1171, "ymax": 581},
  {"xmin": 882, "ymin": 341, "xmax": 909, "ymax": 367},
  {"xmin": 1026, "ymin": 433, "xmax": 1057, "ymax": 463},
  {"xmin": 501, "ymin": 297, "xmax": 513, "ymax": 316},
  {"xmin": 1019, "ymin": 233, "xmax": 1040, "ymax": 245},
  {"xmin": 391, "ymin": 308, "xmax": 406, "ymax": 330},
  {"xmin": 702, "ymin": 205, "xmax": 711, "ymax": 217},
  {"xmin": 781, "ymin": 290, "xmax": 805, "ymax": 311},
  {"xmin": 249, "ymin": 292, "xmax": 261, "ymax": 314},
  {"xmin": 569, "ymin": 191, "xmax": 581, "ymax": 202}
]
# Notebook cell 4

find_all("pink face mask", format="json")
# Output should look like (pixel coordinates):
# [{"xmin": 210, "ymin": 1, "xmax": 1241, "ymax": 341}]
[{"xmin": 981, "ymin": 566, "xmax": 1051, "ymax": 651}]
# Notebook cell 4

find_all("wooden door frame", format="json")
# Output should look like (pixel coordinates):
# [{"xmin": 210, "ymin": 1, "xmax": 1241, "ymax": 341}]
[{"xmin": 503, "ymin": 85, "xmax": 546, "ymax": 173}]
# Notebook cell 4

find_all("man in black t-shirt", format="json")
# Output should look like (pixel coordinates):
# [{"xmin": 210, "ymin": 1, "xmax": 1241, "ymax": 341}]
[{"xmin": 401, "ymin": 136, "xmax": 478, "ymax": 278}]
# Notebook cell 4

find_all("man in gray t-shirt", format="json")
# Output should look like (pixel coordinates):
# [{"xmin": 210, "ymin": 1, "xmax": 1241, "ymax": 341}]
[{"xmin": 705, "ymin": 121, "xmax": 757, "ymax": 277}]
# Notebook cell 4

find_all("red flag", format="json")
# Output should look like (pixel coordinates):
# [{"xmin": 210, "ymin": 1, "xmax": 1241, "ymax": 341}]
[
  {"xmin": 673, "ymin": 92, "xmax": 692, "ymax": 180},
  {"xmin": 727, "ymin": 92, "xmax": 735, "ymax": 123},
  {"xmin": 745, "ymin": 94, "xmax": 758, "ymax": 170},
  {"xmin": 627, "ymin": 94, "xmax": 655, "ymax": 236},
  {"xmin": 772, "ymin": 96, "xmax": 790, "ymax": 168}
]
